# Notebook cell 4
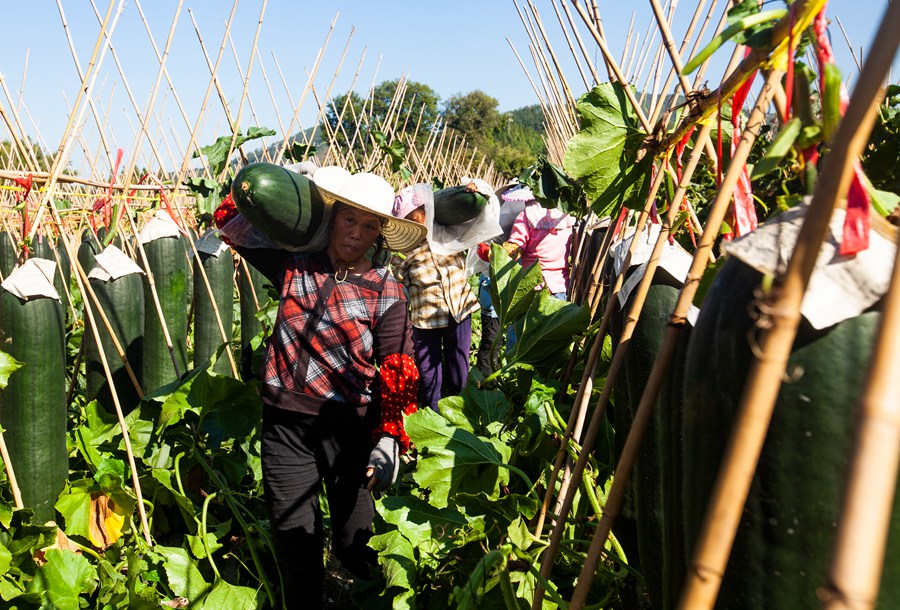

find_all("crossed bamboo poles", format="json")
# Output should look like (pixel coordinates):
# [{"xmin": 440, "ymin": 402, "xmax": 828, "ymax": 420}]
[
  {"xmin": 511, "ymin": 0, "xmax": 900, "ymax": 608},
  {"xmin": 0, "ymin": 1, "xmax": 496, "ymax": 562}
]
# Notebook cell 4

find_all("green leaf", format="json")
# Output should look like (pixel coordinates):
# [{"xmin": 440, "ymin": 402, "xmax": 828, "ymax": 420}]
[
  {"xmin": 193, "ymin": 373, "xmax": 262, "ymax": 447},
  {"xmin": 455, "ymin": 492, "xmax": 540, "ymax": 527},
  {"xmin": 94, "ymin": 458, "xmax": 126, "ymax": 492},
  {"xmin": 750, "ymin": 117, "xmax": 802, "ymax": 180},
  {"xmin": 377, "ymin": 496, "xmax": 478, "ymax": 561},
  {"xmin": 822, "ymin": 63, "xmax": 843, "ymax": 142},
  {"xmin": 185, "ymin": 177, "xmax": 224, "ymax": 218},
  {"xmin": 0, "ymin": 545, "xmax": 10, "ymax": 576},
  {"xmin": 407, "ymin": 409, "xmax": 511, "ymax": 508},
  {"xmin": 518, "ymin": 157, "xmax": 585, "ymax": 217},
  {"xmin": 27, "ymin": 549, "xmax": 98, "ymax": 610},
  {"xmin": 510, "ymin": 292, "xmax": 590, "ymax": 367},
  {"xmin": 867, "ymin": 185, "xmax": 900, "ymax": 218},
  {"xmin": 369, "ymin": 530, "xmax": 417, "ymax": 596},
  {"xmin": 0, "ymin": 351, "xmax": 22, "ymax": 389},
  {"xmin": 283, "ymin": 141, "xmax": 316, "ymax": 163},
  {"xmin": 489, "ymin": 244, "xmax": 544, "ymax": 331},
  {"xmin": 193, "ymin": 127, "xmax": 277, "ymax": 177},
  {"xmin": 157, "ymin": 545, "xmax": 211, "ymax": 600},
  {"xmin": 563, "ymin": 83, "xmax": 651, "ymax": 217},
  {"xmin": 681, "ymin": 7, "xmax": 787, "ymax": 74},
  {"xmin": 194, "ymin": 578, "xmax": 260, "ymax": 609},
  {"xmin": 507, "ymin": 517, "xmax": 536, "ymax": 551}
]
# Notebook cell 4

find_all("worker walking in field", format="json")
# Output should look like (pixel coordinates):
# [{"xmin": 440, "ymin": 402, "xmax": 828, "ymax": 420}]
[{"xmin": 392, "ymin": 183, "xmax": 480, "ymax": 412}]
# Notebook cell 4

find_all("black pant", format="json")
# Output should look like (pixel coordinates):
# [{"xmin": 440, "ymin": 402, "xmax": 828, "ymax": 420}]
[
  {"xmin": 476, "ymin": 310, "xmax": 501, "ymax": 378},
  {"xmin": 261, "ymin": 404, "xmax": 378, "ymax": 609}
]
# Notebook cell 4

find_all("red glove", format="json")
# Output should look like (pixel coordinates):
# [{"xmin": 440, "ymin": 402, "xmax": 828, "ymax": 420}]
[
  {"xmin": 374, "ymin": 353, "xmax": 419, "ymax": 453},
  {"xmin": 476, "ymin": 242, "xmax": 491, "ymax": 262}
]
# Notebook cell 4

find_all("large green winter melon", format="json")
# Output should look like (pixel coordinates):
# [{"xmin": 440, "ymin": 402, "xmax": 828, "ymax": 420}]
[
  {"xmin": 681, "ymin": 256, "xmax": 895, "ymax": 609},
  {"xmin": 433, "ymin": 186, "xmax": 488, "ymax": 226},
  {"xmin": 230, "ymin": 163, "xmax": 326, "ymax": 247}
]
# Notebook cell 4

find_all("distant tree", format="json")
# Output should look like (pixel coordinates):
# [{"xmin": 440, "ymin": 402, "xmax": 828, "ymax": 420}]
[
  {"xmin": 442, "ymin": 90, "xmax": 503, "ymax": 151},
  {"xmin": 322, "ymin": 79, "xmax": 440, "ymax": 167}
]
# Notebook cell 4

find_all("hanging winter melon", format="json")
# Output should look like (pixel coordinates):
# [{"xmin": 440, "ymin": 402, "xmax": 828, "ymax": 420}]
[
  {"xmin": 0, "ymin": 260, "xmax": 67, "ymax": 522},
  {"xmin": 681, "ymin": 256, "xmax": 896, "ymax": 608},
  {"xmin": 192, "ymin": 231, "xmax": 234, "ymax": 376}
]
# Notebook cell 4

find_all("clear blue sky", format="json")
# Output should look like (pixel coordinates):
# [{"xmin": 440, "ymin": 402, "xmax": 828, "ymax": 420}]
[{"xmin": 0, "ymin": 1, "xmax": 894, "ymax": 176}]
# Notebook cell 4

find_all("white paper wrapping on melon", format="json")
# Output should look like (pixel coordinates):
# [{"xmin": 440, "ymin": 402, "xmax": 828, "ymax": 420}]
[
  {"xmin": 138, "ymin": 210, "xmax": 184, "ymax": 244},
  {"xmin": 722, "ymin": 202, "xmax": 896, "ymax": 329},
  {"xmin": 195, "ymin": 229, "xmax": 231, "ymax": 257},
  {"xmin": 1, "ymin": 258, "xmax": 60, "ymax": 300},
  {"xmin": 88, "ymin": 245, "xmax": 144, "ymax": 281},
  {"xmin": 609, "ymin": 221, "xmax": 700, "ymax": 325},
  {"xmin": 425, "ymin": 177, "xmax": 503, "ymax": 256}
]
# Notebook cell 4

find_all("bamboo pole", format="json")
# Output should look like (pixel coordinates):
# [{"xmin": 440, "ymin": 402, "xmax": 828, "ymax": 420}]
[
  {"xmin": 56, "ymin": 0, "xmax": 115, "ymax": 174},
  {"xmin": 821, "ymin": 229, "xmax": 900, "ymax": 608},
  {"xmin": 26, "ymin": 0, "xmax": 122, "ymax": 241},
  {"xmin": 657, "ymin": 0, "xmax": 825, "ymax": 154},
  {"xmin": 273, "ymin": 13, "xmax": 339, "ymax": 165},
  {"xmin": 678, "ymin": 7, "xmax": 899, "ymax": 609},
  {"xmin": 532, "ymin": 169, "xmax": 662, "ymax": 540},
  {"xmin": 555, "ymin": 0, "xmax": 602, "ymax": 88},
  {"xmin": 133, "ymin": 0, "xmax": 211, "ymax": 175},
  {"xmin": 568, "ymin": 0, "xmax": 654, "ymax": 134},
  {"xmin": 218, "ymin": 0, "xmax": 268, "ymax": 182}
]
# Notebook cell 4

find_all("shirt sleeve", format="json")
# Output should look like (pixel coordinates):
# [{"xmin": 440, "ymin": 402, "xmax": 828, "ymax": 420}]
[
  {"xmin": 234, "ymin": 247, "xmax": 290, "ymax": 289},
  {"xmin": 373, "ymin": 299, "xmax": 415, "ymax": 361}
]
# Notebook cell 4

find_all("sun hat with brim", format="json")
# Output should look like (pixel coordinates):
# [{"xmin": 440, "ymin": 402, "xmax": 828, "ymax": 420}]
[{"xmin": 313, "ymin": 166, "xmax": 426, "ymax": 252}]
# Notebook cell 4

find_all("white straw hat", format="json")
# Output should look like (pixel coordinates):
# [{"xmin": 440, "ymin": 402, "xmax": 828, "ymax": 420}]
[{"xmin": 313, "ymin": 166, "xmax": 426, "ymax": 252}]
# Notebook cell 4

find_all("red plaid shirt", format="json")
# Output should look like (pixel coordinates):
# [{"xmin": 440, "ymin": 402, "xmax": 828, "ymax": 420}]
[{"xmin": 246, "ymin": 250, "xmax": 415, "ymax": 416}]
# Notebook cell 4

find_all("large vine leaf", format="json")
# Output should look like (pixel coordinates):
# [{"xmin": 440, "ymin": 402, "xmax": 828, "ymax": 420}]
[
  {"xmin": 439, "ymin": 387, "xmax": 512, "ymax": 438},
  {"xmin": 519, "ymin": 157, "xmax": 585, "ymax": 217},
  {"xmin": 489, "ymin": 243, "xmax": 544, "ymax": 331},
  {"xmin": 455, "ymin": 492, "xmax": 539, "ymax": 525},
  {"xmin": 185, "ymin": 177, "xmax": 223, "ymax": 219},
  {"xmin": 193, "ymin": 126, "xmax": 277, "ymax": 177},
  {"xmin": 407, "ymin": 409, "xmax": 511, "ymax": 508},
  {"xmin": 368, "ymin": 530, "xmax": 417, "ymax": 609},
  {"xmin": 26, "ymin": 549, "xmax": 98, "ymax": 610},
  {"xmin": 563, "ymin": 82, "xmax": 651, "ymax": 217},
  {"xmin": 157, "ymin": 545, "xmax": 210, "ymax": 601},
  {"xmin": 54, "ymin": 479, "xmax": 135, "ymax": 549},
  {"xmin": 376, "ymin": 496, "xmax": 480, "ymax": 562},
  {"xmin": 194, "ymin": 578, "xmax": 260, "ymax": 609},
  {"xmin": 510, "ymin": 292, "xmax": 590, "ymax": 366}
]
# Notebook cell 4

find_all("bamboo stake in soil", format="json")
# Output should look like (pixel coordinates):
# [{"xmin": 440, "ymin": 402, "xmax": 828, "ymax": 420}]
[
  {"xmin": 821, "ymin": 223, "xmax": 900, "ymax": 608},
  {"xmin": 677, "ymin": 4, "xmax": 900, "ymax": 604},
  {"xmin": 570, "ymin": 74, "xmax": 780, "ymax": 610}
]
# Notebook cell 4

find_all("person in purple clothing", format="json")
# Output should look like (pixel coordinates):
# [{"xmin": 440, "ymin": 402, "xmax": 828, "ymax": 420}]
[{"xmin": 392, "ymin": 185, "xmax": 480, "ymax": 412}]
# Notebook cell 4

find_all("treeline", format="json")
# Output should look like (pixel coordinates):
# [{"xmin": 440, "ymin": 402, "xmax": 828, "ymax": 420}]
[{"xmin": 252, "ymin": 79, "xmax": 546, "ymax": 181}]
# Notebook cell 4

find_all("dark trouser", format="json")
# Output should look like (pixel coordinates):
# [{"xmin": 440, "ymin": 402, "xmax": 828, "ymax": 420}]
[
  {"xmin": 261, "ymin": 404, "xmax": 378, "ymax": 610},
  {"xmin": 476, "ymin": 310, "xmax": 501, "ymax": 378},
  {"xmin": 413, "ymin": 316, "xmax": 472, "ymax": 412}
]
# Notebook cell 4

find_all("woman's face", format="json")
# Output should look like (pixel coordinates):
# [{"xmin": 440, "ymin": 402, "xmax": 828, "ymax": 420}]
[{"xmin": 328, "ymin": 204, "xmax": 382, "ymax": 263}]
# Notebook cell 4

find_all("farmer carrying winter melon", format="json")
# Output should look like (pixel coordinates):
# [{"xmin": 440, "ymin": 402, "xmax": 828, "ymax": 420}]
[{"xmin": 215, "ymin": 166, "xmax": 426, "ymax": 609}]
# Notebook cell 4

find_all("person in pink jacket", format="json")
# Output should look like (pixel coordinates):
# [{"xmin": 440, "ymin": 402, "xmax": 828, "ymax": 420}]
[{"xmin": 503, "ymin": 187, "xmax": 575, "ymax": 299}]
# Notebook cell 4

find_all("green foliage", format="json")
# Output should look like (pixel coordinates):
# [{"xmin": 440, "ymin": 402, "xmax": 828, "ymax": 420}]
[
  {"xmin": 193, "ymin": 127, "xmax": 277, "ymax": 177},
  {"xmin": 564, "ymin": 82, "xmax": 651, "ymax": 217},
  {"xmin": 863, "ymin": 85, "xmax": 900, "ymax": 196},
  {"xmin": 519, "ymin": 156, "xmax": 585, "ymax": 216}
]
